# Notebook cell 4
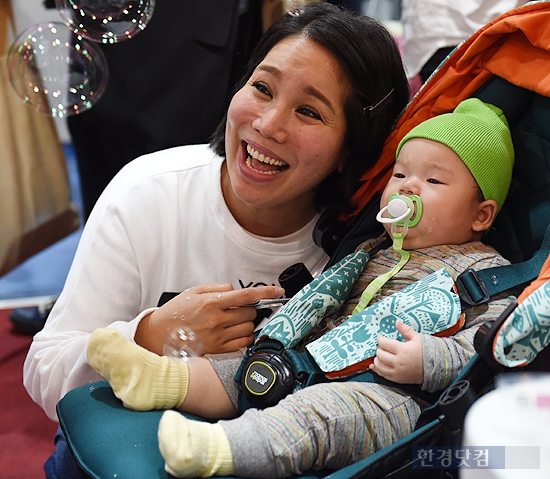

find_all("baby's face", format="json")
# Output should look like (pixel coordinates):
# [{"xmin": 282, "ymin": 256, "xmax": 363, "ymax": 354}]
[{"xmin": 381, "ymin": 138, "xmax": 483, "ymax": 250}]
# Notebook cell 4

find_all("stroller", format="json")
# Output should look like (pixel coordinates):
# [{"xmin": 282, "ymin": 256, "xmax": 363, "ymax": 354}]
[{"xmin": 56, "ymin": 2, "xmax": 550, "ymax": 478}]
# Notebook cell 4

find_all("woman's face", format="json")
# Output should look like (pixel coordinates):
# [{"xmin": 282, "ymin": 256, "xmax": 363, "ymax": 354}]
[{"xmin": 223, "ymin": 35, "xmax": 350, "ymax": 227}]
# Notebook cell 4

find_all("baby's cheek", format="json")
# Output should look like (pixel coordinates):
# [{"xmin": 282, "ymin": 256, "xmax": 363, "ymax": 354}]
[{"xmin": 422, "ymin": 215, "xmax": 438, "ymax": 235}]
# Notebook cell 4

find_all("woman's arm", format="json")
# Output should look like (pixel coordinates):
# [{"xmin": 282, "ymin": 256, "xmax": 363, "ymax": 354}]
[
  {"xmin": 23, "ymin": 188, "xmax": 157, "ymax": 420},
  {"xmin": 135, "ymin": 284, "xmax": 284, "ymax": 356}
]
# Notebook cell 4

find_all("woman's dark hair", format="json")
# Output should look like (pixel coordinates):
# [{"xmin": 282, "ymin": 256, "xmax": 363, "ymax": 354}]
[{"xmin": 210, "ymin": 3, "xmax": 409, "ymax": 214}]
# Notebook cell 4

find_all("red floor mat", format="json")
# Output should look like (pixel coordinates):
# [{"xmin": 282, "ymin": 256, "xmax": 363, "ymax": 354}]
[{"xmin": 0, "ymin": 309, "xmax": 58, "ymax": 478}]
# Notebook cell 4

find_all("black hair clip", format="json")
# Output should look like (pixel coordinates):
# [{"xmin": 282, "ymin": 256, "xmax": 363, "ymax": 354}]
[{"xmin": 363, "ymin": 88, "xmax": 394, "ymax": 118}]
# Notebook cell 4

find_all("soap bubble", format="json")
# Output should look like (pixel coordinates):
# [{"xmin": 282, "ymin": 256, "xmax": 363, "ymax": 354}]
[
  {"xmin": 163, "ymin": 327, "xmax": 203, "ymax": 362},
  {"xmin": 56, "ymin": 0, "xmax": 155, "ymax": 43},
  {"xmin": 7, "ymin": 22, "xmax": 108, "ymax": 118}
]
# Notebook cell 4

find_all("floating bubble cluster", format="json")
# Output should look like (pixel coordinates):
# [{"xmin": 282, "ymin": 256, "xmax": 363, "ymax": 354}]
[
  {"xmin": 55, "ymin": 0, "xmax": 155, "ymax": 44},
  {"xmin": 7, "ymin": 22, "xmax": 108, "ymax": 118},
  {"xmin": 163, "ymin": 327, "xmax": 202, "ymax": 362}
]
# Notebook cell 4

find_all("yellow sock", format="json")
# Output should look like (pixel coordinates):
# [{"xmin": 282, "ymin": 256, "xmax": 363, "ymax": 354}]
[
  {"xmin": 87, "ymin": 328, "xmax": 188, "ymax": 411},
  {"xmin": 158, "ymin": 410, "xmax": 234, "ymax": 478}
]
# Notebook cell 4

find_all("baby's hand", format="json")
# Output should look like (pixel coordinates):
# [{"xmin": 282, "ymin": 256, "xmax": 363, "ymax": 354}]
[{"xmin": 369, "ymin": 320, "xmax": 424, "ymax": 384}]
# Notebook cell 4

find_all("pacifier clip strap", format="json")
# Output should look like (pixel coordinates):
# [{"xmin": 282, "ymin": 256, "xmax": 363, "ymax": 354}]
[
  {"xmin": 352, "ymin": 193, "xmax": 422, "ymax": 314},
  {"xmin": 352, "ymin": 233, "xmax": 410, "ymax": 315}
]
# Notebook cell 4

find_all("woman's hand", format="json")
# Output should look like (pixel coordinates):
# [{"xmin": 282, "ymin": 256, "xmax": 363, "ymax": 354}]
[
  {"xmin": 135, "ymin": 283, "xmax": 285, "ymax": 355},
  {"xmin": 369, "ymin": 320, "xmax": 424, "ymax": 384}
]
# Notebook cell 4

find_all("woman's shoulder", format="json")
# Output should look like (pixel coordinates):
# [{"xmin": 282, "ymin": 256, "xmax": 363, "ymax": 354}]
[
  {"xmin": 116, "ymin": 144, "xmax": 220, "ymax": 182},
  {"xmin": 90, "ymin": 144, "xmax": 222, "ymax": 219}
]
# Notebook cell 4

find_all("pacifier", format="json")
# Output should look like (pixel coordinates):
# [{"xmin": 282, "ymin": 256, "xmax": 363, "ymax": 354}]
[{"xmin": 376, "ymin": 193, "xmax": 423, "ymax": 238}]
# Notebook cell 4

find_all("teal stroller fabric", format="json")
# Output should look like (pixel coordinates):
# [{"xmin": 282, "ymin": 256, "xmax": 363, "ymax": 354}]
[
  {"xmin": 56, "ymin": 2, "xmax": 550, "ymax": 478},
  {"xmin": 59, "ymin": 380, "xmax": 402, "ymax": 479}
]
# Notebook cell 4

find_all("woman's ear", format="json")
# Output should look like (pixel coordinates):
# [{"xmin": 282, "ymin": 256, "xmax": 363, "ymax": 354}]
[{"xmin": 472, "ymin": 199, "xmax": 498, "ymax": 233}]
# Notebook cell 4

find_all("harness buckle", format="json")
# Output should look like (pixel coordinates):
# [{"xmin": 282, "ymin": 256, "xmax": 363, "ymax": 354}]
[
  {"xmin": 240, "ymin": 347, "xmax": 296, "ymax": 409},
  {"xmin": 456, "ymin": 268, "xmax": 490, "ymax": 306}
]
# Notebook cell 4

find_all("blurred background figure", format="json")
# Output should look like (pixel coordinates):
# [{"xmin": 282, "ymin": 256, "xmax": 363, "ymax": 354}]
[{"xmin": 401, "ymin": 0, "xmax": 528, "ymax": 88}]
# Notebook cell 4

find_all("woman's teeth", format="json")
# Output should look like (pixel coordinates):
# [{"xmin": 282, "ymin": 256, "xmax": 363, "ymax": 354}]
[{"xmin": 246, "ymin": 144, "xmax": 288, "ymax": 175}]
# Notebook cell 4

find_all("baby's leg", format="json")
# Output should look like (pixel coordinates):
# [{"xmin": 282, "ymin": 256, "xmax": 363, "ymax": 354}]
[
  {"xmin": 87, "ymin": 328, "xmax": 236, "ymax": 418},
  {"xmin": 158, "ymin": 382, "xmax": 422, "ymax": 478},
  {"xmin": 159, "ymin": 411, "xmax": 234, "ymax": 478}
]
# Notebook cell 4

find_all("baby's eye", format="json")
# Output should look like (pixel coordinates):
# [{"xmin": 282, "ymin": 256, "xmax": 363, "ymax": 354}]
[
  {"xmin": 251, "ymin": 81, "xmax": 272, "ymax": 98},
  {"xmin": 296, "ymin": 106, "xmax": 322, "ymax": 121},
  {"xmin": 393, "ymin": 172, "xmax": 405, "ymax": 179},
  {"xmin": 427, "ymin": 178, "xmax": 442, "ymax": 184}
]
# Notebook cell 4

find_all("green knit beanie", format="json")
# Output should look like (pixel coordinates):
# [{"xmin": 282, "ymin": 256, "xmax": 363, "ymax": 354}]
[{"xmin": 396, "ymin": 98, "xmax": 515, "ymax": 212}]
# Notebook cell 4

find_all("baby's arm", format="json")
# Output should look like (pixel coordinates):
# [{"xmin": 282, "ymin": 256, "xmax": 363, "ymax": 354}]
[
  {"xmin": 421, "ymin": 294, "xmax": 514, "ymax": 392},
  {"xmin": 370, "ymin": 294, "xmax": 515, "ymax": 389},
  {"xmin": 370, "ymin": 320, "xmax": 424, "ymax": 384}
]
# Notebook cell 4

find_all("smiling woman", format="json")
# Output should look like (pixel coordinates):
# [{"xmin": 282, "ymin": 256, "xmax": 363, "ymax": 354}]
[
  {"xmin": 222, "ymin": 35, "xmax": 350, "ymax": 237},
  {"xmin": 23, "ymin": 3, "xmax": 409, "ymax": 478}
]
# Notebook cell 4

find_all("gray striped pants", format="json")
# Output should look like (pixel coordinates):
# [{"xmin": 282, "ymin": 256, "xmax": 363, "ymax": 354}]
[{"xmin": 220, "ymin": 381, "xmax": 422, "ymax": 478}]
